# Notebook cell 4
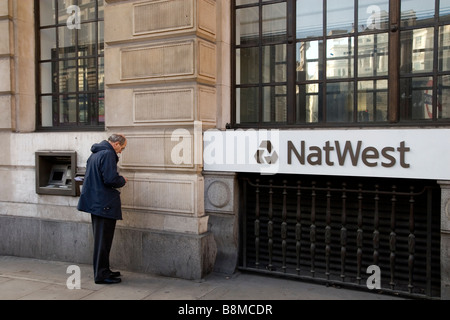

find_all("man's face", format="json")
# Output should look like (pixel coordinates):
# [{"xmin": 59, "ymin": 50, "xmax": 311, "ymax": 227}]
[{"xmin": 112, "ymin": 140, "xmax": 127, "ymax": 154}]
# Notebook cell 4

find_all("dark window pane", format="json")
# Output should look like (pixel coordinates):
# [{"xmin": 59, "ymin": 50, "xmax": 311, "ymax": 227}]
[
  {"xmin": 358, "ymin": 33, "xmax": 389, "ymax": 77},
  {"xmin": 439, "ymin": 25, "xmax": 450, "ymax": 71},
  {"xmin": 58, "ymin": 0, "xmax": 76, "ymax": 25},
  {"xmin": 40, "ymin": 0, "xmax": 56, "ymax": 26},
  {"xmin": 327, "ymin": 0, "xmax": 354, "ymax": 35},
  {"xmin": 236, "ymin": 7, "xmax": 259, "ymax": 46},
  {"xmin": 358, "ymin": 0, "xmax": 389, "ymax": 32},
  {"xmin": 236, "ymin": 47, "xmax": 260, "ymax": 85},
  {"xmin": 263, "ymin": 44, "xmax": 287, "ymax": 83},
  {"xmin": 401, "ymin": 0, "xmax": 435, "ymax": 27},
  {"xmin": 263, "ymin": 86, "xmax": 287, "ymax": 123},
  {"xmin": 99, "ymin": 20, "xmax": 104, "ymax": 55},
  {"xmin": 438, "ymin": 76, "xmax": 450, "ymax": 119},
  {"xmin": 59, "ymin": 94, "xmax": 77, "ymax": 124},
  {"xmin": 79, "ymin": 0, "xmax": 98, "ymax": 20},
  {"xmin": 262, "ymin": 2, "xmax": 287, "ymax": 43},
  {"xmin": 400, "ymin": 28, "xmax": 434, "ymax": 74},
  {"xmin": 78, "ymin": 22, "xmax": 97, "ymax": 56},
  {"xmin": 326, "ymin": 82, "xmax": 354, "ymax": 122},
  {"xmin": 400, "ymin": 76, "xmax": 433, "ymax": 120},
  {"xmin": 78, "ymin": 58, "xmax": 97, "ymax": 92},
  {"xmin": 297, "ymin": 84, "xmax": 321, "ymax": 123},
  {"xmin": 98, "ymin": 0, "xmax": 104, "ymax": 19},
  {"xmin": 297, "ymin": 40, "xmax": 323, "ymax": 81},
  {"xmin": 357, "ymin": 80, "xmax": 388, "ymax": 122},
  {"xmin": 99, "ymin": 57, "xmax": 104, "ymax": 91},
  {"xmin": 327, "ymin": 37, "xmax": 354, "ymax": 79},
  {"xmin": 441, "ymin": 0, "xmax": 450, "ymax": 22},
  {"xmin": 99, "ymin": 92, "xmax": 105, "ymax": 124},
  {"xmin": 41, "ymin": 96, "xmax": 55, "ymax": 127},
  {"xmin": 296, "ymin": 0, "xmax": 323, "ymax": 39},
  {"xmin": 79, "ymin": 93, "xmax": 96, "ymax": 124},
  {"xmin": 40, "ymin": 28, "xmax": 56, "ymax": 60},
  {"xmin": 237, "ymin": 87, "xmax": 259, "ymax": 123},
  {"xmin": 40, "ymin": 62, "xmax": 54, "ymax": 94},
  {"xmin": 58, "ymin": 26, "xmax": 76, "ymax": 59},
  {"xmin": 59, "ymin": 59, "xmax": 77, "ymax": 93}
]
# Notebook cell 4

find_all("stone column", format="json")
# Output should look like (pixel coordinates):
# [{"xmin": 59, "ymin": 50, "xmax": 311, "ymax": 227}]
[
  {"xmin": 0, "ymin": 0, "xmax": 13, "ymax": 130},
  {"xmin": 440, "ymin": 180, "xmax": 450, "ymax": 299},
  {"xmin": 0, "ymin": 0, "xmax": 35, "ymax": 132},
  {"xmin": 204, "ymin": 172, "xmax": 239, "ymax": 274},
  {"xmin": 103, "ymin": 0, "xmax": 217, "ymax": 280},
  {"xmin": 12, "ymin": 0, "xmax": 35, "ymax": 132}
]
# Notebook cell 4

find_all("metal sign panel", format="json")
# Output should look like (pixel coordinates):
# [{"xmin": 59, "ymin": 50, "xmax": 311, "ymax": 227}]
[{"xmin": 203, "ymin": 129, "xmax": 450, "ymax": 180}]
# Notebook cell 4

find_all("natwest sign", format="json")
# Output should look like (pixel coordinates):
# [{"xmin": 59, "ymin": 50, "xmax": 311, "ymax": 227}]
[
  {"xmin": 287, "ymin": 140, "xmax": 411, "ymax": 169},
  {"xmin": 203, "ymin": 128, "xmax": 450, "ymax": 180}
]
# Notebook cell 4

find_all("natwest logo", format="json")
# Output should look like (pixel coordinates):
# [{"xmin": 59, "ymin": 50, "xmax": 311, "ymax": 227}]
[
  {"xmin": 203, "ymin": 129, "xmax": 280, "ymax": 174},
  {"xmin": 255, "ymin": 141, "xmax": 279, "ymax": 165},
  {"xmin": 287, "ymin": 140, "xmax": 411, "ymax": 169}
]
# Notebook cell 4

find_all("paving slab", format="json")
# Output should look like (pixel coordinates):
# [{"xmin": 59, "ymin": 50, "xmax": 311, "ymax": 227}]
[{"xmin": 0, "ymin": 256, "xmax": 405, "ymax": 301}]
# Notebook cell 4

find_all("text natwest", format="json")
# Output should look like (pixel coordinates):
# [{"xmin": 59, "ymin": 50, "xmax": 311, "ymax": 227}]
[{"xmin": 288, "ymin": 140, "xmax": 411, "ymax": 168}]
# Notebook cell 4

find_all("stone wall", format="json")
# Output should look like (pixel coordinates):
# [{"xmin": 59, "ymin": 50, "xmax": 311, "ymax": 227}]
[
  {"xmin": 0, "ymin": 0, "xmax": 35, "ymax": 132},
  {"xmin": 0, "ymin": 0, "xmax": 13, "ymax": 130},
  {"xmin": 102, "ymin": 0, "xmax": 220, "ymax": 278},
  {"xmin": 204, "ymin": 172, "xmax": 239, "ymax": 274},
  {"xmin": 0, "ymin": 0, "xmax": 223, "ymax": 280}
]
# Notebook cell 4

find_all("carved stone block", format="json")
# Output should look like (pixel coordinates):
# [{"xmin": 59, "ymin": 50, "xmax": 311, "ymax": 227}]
[
  {"xmin": 204, "ymin": 172, "xmax": 237, "ymax": 214},
  {"xmin": 120, "ymin": 172, "xmax": 205, "ymax": 217},
  {"xmin": 105, "ymin": 0, "xmax": 216, "ymax": 43}
]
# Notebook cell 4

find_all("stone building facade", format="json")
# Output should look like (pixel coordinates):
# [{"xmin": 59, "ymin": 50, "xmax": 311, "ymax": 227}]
[
  {"xmin": 0, "ymin": 0, "xmax": 230, "ymax": 280},
  {"xmin": 0, "ymin": 0, "xmax": 450, "ymax": 299}
]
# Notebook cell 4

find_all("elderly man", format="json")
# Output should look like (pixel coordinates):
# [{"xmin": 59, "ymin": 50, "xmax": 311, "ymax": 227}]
[{"xmin": 77, "ymin": 134, "xmax": 128, "ymax": 284}]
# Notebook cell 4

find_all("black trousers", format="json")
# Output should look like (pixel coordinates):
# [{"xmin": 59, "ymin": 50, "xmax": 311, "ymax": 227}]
[{"xmin": 91, "ymin": 214, "xmax": 117, "ymax": 282}]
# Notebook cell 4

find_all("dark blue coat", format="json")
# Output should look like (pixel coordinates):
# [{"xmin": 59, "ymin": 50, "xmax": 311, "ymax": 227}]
[{"xmin": 77, "ymin": 140, "xmax": 126, "ymax": 220}]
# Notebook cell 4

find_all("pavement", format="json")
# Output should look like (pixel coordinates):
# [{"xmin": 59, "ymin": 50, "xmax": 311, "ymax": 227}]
[{"xmin": 0, "ymin": 255, "xmax": 407, "ymax": 301}]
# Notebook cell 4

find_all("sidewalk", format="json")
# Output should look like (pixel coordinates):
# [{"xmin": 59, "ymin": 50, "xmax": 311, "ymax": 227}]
[{"xmin": 0, "ymin": 255, "xmax": 404, "ymax": 300}]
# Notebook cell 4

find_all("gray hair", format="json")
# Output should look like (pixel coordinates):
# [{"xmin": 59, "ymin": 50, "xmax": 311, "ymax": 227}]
[{"xmin": 108, "ymin": 134, "xmax": 126, "ymax": 145}]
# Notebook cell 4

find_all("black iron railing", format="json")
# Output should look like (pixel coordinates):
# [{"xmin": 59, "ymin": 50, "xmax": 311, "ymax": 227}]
[{"xmin": 239, "ymin": 175, "xmax": 441, "ymax": 299}]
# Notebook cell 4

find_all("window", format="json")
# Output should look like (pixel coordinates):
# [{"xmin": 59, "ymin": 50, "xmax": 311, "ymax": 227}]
[
  {"xmin": 233, "ymin": 0, "xmax": 450, "ymax": 127},
  {"xmin": 399, "ymin": 0, "xmax": 450, "ymax": 121},
  {"xmin": 36, "ymin": 0, "xmax": 104, "ymax": 130}
]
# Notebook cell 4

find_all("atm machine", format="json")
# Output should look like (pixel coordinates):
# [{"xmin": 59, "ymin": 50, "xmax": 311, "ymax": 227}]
[
  {"xmin": 35, "ymin": 151, "xmax": 78, "ymax": 196},
  {"xmin": 46, "ymin": 164, "xmax": 72, "ymax": 189}
]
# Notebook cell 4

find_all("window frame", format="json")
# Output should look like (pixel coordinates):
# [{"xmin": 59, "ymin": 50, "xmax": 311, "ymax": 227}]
[
  {"xmin": 231, "ymin": 0, "xmax": 450, "ymax": 129},
  {"xmin": 35, "ymin": 0, "xmax": 105, "ymax": 132}
]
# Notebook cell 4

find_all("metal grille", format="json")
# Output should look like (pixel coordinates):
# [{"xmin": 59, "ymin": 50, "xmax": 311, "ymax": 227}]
[{"xmin": 239, "ymin": 174, "xmax": 441, "ymax": 299}]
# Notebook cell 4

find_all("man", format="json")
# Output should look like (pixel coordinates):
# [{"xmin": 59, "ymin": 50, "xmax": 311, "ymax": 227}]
[{"xmin": 77, "ymin": 134, "xmax": 128, "ymax": 284}]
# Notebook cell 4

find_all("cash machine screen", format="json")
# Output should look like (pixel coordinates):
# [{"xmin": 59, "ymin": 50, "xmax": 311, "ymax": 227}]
[{"xmin": 47, "ymin": 165, "xmax": 71, "ymax": 187}]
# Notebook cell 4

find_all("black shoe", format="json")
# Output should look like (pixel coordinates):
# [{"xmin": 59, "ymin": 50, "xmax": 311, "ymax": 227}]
[
  {"xmin": 95, "ymin": 277, "xmax": 121, "ymax": 284},
  {"xmin": 109, "ymin": 271, "xmax": 121, "ymax": 278}
]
